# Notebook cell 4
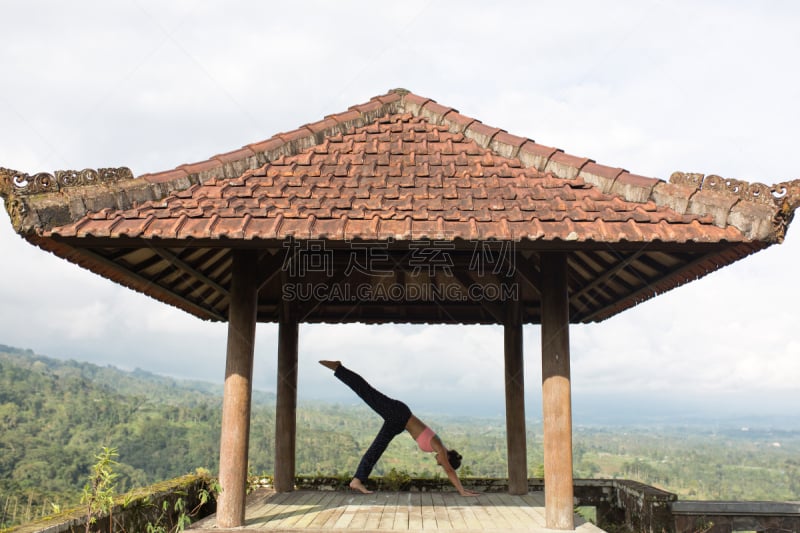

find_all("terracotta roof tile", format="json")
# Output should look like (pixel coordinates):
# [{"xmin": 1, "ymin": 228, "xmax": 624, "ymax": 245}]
[
  {"xmin": 419, "ymin": 101, "xmax": 454, "ymax": 125},
  {"xmin": 246, "ymin": 137, "xmax": 285, "ymax": 155},
  {"xmin": 610, "ymin": 172, "xmax": 659, "ymax": 203},
  {"xmin": 578, "ymin": 162, "xmax": 625, "ymax": 193},
  {"xmin": 31, "ymin": 93, "xmax": 786, "ymax": 246},
  {"xmin": 142, "ymin": 169, "xmax": 189, "ymax": 184},
  {"xmin": 517, "ymin": 141, "xmax": 560, "ymax": 171},
  {"xmin": 402, "ymin": 93, "xmax": 433, "ymax": 115},
  {"xmin": 326, "ymin": 109, "xmax": 361, "ymax": 125},
  {"xmin": 490, "ymin": 131, "xmax": 528, "ymax": 158},
  {"xmin": 375, "ymin": 91, "xmax": 403, "ymax": 105},
  {"xmin": 464, "ymin": 122, "xmax": 502, "ymax": 148},
  {"xmin": 440, "ymin": 110, "xmax": 476, "ymax": 134},
  {"xmin": 545, "ymin": 152, "xmax": 592, "ymax": 179},
  {"xmin": 9, "ymin": 88, "xmax": 793, "ymax": 252},
  {"xmin": 349, "ymin": 99, "xmax": 384, "ymax": 114},
  {"xmin": 177, "ymin": 159, "xmax": 225, "ymax": 179},
  {"xmin": 688, "ymin": 189, "xmax": 740, "ymax": 227}
]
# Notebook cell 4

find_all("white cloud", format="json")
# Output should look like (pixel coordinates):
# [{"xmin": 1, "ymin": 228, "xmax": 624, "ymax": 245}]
[{"xmin": 1, "ymin": 0, "xmax": 798, "ymax": 421}]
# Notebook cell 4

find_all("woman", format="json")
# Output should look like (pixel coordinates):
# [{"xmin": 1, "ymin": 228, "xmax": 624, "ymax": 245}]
[{"xmin": 319, "ymin": 360, "xmax": 479, "ymax": 496}]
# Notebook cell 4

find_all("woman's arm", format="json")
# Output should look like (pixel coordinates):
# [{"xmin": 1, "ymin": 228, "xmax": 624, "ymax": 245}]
[{"xmin": 431, "ymin": 438, "xmax": 479, "ymax": 496}]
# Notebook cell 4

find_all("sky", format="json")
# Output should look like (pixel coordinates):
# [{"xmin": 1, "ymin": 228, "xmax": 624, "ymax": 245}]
[{"xmin": 1, "ymin": 1, "xmax": 798, "ymax": 425}]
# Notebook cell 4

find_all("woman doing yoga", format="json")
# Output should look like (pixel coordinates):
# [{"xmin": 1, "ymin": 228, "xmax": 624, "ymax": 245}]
[{"xmin": 320, "ymin": 360, "xmax": 479, "ymax": 496}]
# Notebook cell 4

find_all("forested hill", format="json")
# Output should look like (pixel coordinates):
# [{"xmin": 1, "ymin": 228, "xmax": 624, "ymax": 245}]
[
  {"xmin": 0, "ymin": 345, "xmax": 276, "ymax": 527},
  {"xmin": 2, "ymin": 344, "xmax": 798, "ymax": 529},
  {"xmin": 0, "ymin": 344, "xmax": 276, "ymax": 405},
  {"xmin": 0, "ymin": 344, "xmax": 489, "ymax": 526}
]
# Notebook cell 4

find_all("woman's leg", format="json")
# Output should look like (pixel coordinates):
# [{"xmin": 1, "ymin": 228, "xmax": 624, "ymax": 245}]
[
  {"xmin": 322, "ymin": 362, "xmax": 413, "ymax": 491},
  {"xmin": 353, "ymin": 419, "xmax": 402, "ymax": 483},
  {"xmin": 333, "ymin": 364, "xmax": 398, "ymax": 420}
]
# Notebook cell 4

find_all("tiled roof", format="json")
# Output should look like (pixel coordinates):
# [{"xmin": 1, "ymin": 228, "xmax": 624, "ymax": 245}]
[
  {"xmin": 2, "ymin": 89, "xmax": 797, "ymax": 245},
  {"xmin": 49, "ymin": 112, "xmax": 749, "ymax": 244},
  {"xmin": 2, "ymin": 89, "xmax": 798, "ymax": 325}
]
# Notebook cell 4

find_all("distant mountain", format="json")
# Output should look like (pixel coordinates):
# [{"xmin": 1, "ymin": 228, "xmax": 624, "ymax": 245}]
[
  {"xmin": 1, "ymin": 343, "xmax": 797, "ymax": 530},
  {"xmin": 0, "ymin": 343, "xmax": 276, "ymax": 405}
]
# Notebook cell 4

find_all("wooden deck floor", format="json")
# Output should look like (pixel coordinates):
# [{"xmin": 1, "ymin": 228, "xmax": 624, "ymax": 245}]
[{"xmin": 189, "ymin": 489, "xmax": 606, "ymax": 532}]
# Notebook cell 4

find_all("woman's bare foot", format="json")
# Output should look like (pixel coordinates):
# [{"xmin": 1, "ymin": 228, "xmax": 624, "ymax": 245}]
[
  {"xmin": 319, "ymin": 360, "xmax": 341, "ymax": 371},
  {"xmin": 349, "ymin": 478, "xmax": 373, "ymax": 494}
]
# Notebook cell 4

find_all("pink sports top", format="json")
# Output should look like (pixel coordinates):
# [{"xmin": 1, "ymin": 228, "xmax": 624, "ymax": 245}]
[{"xmin": 416, "ymin": 426, "xmax": 436, "ymax": 453}]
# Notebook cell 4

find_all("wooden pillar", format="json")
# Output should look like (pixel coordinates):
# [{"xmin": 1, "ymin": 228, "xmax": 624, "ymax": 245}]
[
  {"xmin": 504, "ymin": 294, "xmax": 528, "ymax": 495},
  {"xmin": 274, "ymin": 275, "xmax": 299, "ymax": 493},
  {"xmin": 540, "ymin": 252, "xmax": 574, "ymax": 530},
  {"xmin": 217, "ymin": 250, "xmax": 259, "ymax": 528}
]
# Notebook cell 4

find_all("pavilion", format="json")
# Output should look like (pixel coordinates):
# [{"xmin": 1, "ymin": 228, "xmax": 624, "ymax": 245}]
[{"xmin": 2, "ymin": 89, "xmax": 798, "ymax": 530}]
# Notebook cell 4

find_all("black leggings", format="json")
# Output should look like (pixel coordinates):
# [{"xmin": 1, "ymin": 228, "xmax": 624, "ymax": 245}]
[{"xmin": 335, "ymin": 365, "xmax": 412, "ymax": 481}]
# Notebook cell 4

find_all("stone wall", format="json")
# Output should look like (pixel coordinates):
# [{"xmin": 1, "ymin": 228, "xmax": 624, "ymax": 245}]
[{"xmin": 3, "ymin": 474, "xmax": 214, "ymax": 533}]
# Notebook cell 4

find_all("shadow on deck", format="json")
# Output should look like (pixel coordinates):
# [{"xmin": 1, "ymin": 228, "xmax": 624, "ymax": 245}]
[{"xmin": 188, "ymin": 489, "xmax": 606, "ymax": 532}]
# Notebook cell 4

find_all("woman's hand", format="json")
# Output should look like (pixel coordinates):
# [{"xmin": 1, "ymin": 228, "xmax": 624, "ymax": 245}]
[{"xmin": 431, "ymin": 439, "xmax": 480, "ymax": 497}]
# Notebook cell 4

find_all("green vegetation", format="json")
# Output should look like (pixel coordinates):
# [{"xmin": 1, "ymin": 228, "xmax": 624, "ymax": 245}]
[
  {"xmin": 1, "ymin": 344, "xmax": 798, "ymax": 529},
  {"xmin": 81, "ymin": 447, "xmax": 118, "ymax": 533}
]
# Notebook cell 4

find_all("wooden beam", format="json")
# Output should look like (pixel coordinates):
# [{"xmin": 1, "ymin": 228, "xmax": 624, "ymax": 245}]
[
  {"xmin": 151, "ymin": 247, "xmax": 230, "ymax": 298},
  {"xmin": 576, "ymin": 250, "xmax": 727, "ymax": 322},
  {"xmin": 217, "ymin": 250, "xmax": 259, "ymax": 528},
  {"xmin": 256, "ymin": 250, "xmax": 286, "ymax": 289},
  {"xmin": 504, "ymin": 294, "xmax": 527, "ymax": 495},
  {"xmin": 511, "ymin": 253, "xmax": 543, "ymax": 296},
  {"xmin": 452, "ymin": 270, "xmax": 505, "ymax": 323},
  {"xmin": 74, "ymin": 247, "xmax": 225, "ymax": 321},
  {"xmin": 274, "ymin": 270, "xmax": 299, "ymax": 493},
  {"xmin": 540, "ymin": 252, "xmax": 574, "ymax": 530}
]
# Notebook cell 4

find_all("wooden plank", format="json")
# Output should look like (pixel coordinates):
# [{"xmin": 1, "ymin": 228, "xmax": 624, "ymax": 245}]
[
  {"xmin": 519, "ymin": 493, "xmax": 549, "ymax": 527},
  {"xmin": 303, "ymin": 491, "xmax": 340, "ymax": 529},
  {"xmin": 347, "ymin": 495, "xmax": 371, "ymax": 530},
  {"xmin": 407, "ymin": 491, "xmax": 423, "ymax": 530},
  {"xmin": 362, "ymin": 494, "xmax": 388, "ymax": 530},
  {"xmin": 69, "ymin": 246, "xmax": 226, "ymax": 321},
  {"xmin": 151, "ymin": 247, "xmax": 230, "ymax": 299},
  {"xmin": 456, "ymin": 493, "xmax": 484, "ymax": 530},
  {"xmin": 461, "ymin": 494, "xmax": 497, "ymax": 530},
  {"xmin": 420, "ymin": 491, "xmax": 438, "ymax": 530},
  {"xmin": 240, "ymin": 490, "xmax": 276, "ymax": 522},
  {"xmin": 291, "ymin": 490, "xmax": 332, "ymax": 529},
  {"xmin": 393, "ymin": 491, "xmax": 410, "ymax": 530},
  {"xmin": 190, "ymin": 489, "xmax": 604, "ymax": 531},
  {"xmin": 431, "ymin": 492, "xmax": 454, "ymax": 530},
  {"xmin": 488, "ymin": 493, "xmax": 537, "ymax": 529},
  {"xmin": 264, "ymin": 490, "xmax": 318, "ymax": 529},
  {"xmin": 378, "ymin": 492, "xmax": 401, "ymax": 530},
  {"xmin": 478, "ymin": 493, "xmax": 514, "ymax": 531},
  {"xmin": 245, "ymin": 491, "xmax": 293, "ymax": 527},
  {"xmin": 316, "ymin": 493, "xmax": 350, "ymax": 530},
  {"xmin": 443, "ymin": 493, "xmax": 468, "ymax": 530},
  {"xmin": 332, "ymin": 494, "xmax": 360, "ymax": 529}
]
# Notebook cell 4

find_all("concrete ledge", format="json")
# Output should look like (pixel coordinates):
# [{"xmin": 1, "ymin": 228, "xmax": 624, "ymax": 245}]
[
  {"xmin": 672, "ymin": 500, "xmax": 800, "ymax": 516},
  {"xmin": 672, "ymin": 500, "xmax": 800, "ymax": 533}
]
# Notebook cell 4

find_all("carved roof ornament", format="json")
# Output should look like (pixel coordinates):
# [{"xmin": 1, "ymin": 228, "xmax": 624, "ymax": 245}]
[
  {"xmin": 0, "ymin": 166, "xmax": 134, "ymax": 196},
  {"xmin": 670, "ymin": 171, "xmax": 800, "ymax": 209},
  {"xmin": 670, "ymin": 171, "xmax": 800, "ymax": 242}
]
